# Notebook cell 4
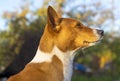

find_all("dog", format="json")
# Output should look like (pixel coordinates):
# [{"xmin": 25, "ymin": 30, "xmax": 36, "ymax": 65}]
[{"xmin": 7, "ymin": 6, "xmax": 104, "ymax": 81}]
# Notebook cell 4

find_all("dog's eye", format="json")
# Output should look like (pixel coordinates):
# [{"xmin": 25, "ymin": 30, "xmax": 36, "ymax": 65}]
[{"xmin": 76, "ymin": 23, "xmax": 81, "ymax": 27}]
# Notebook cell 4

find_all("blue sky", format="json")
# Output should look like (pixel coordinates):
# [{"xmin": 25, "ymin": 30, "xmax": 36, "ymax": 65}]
[
  {"xmin": 0, "ymin": 0, "xmax": 120, "ymax": 32},
  {"xmin": 0, "ymin": 0, "xmax": 22, "ymax": 30},
  {"xmin": 0, "ymin": 0, "xmax": 43, "ymax": 30}
]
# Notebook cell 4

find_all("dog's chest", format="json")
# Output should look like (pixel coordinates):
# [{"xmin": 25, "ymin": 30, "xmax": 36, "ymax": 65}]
[{"xmin": 31, "ymin": 46, "xmax": 75, "ymax": 81}]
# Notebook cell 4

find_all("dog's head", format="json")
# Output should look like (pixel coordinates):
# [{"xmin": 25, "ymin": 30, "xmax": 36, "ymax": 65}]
[{"xmin": 40, "ymin": 6, "xmax": 104, "ymax": 52}]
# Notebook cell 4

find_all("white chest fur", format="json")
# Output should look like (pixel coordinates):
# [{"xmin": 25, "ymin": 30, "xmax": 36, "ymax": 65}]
[{"xmin": 30, "ymin": 46, "xmax": 75, "ymax": 81}]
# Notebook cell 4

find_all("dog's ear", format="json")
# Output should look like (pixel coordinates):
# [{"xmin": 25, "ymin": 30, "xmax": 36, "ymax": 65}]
[{"xmin": 47, "ymin": 6, "xmax": 60, "ymax": 32}]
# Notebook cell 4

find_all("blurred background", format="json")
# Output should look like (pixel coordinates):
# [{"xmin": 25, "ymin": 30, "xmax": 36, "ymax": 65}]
[{"xmin": 0, "ymin": 0, "xmax": 120, "ymax": 81}]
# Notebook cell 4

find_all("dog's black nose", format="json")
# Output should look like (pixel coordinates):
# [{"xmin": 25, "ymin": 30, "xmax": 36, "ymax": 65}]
[{"xmin": 97, "ymin": 30, "xmax": 104, "ymax": 36}]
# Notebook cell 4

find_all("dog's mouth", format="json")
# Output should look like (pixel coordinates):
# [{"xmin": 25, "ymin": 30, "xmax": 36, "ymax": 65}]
[
  {"xmin": 83, "ymin": 40, "xmax": 99, "ymax": 46},
  {"xmin": 83, "ymin": 36, "xmax": 103, "ymax": 46}
]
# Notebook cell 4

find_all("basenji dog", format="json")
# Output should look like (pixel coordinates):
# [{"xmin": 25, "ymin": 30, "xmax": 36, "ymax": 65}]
[{"xmin": 7, "ymin": 6, "xmax": 104, "ymax": 81}]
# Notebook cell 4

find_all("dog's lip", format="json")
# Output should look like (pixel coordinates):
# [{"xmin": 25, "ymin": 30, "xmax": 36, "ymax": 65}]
[
  {"xmin": 84, "ymin": 39, "xmax": 100, "ymax": 44},
  {"xmin": 83, "ymin": 36, "xmax": 103, "ymax": 44}
]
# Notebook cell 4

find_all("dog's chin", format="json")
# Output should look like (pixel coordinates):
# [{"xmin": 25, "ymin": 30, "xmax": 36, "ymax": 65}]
[
  {"xmin": 83, "ymin": 37, "xmax": 103, "ymax": 49},
  {"xmin": 81, "ymin": 42, "xmax": 98, "ymax": 50},
  {"xmin": 75, "ymin": 36, "xmax": 103, "ymax": 51},
  {"xmin": 75, "ymin": 41, "xmax": 99, "ymax": 51},
  {"xmin": 88, "ymin": 41, "xmax": 100, "ymax": 46}
]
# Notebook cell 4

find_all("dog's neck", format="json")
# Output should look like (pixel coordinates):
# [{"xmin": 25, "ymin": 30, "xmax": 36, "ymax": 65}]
[{"xmin": 31, "ymin": 46, "xmax": 76, "ymax": 81}]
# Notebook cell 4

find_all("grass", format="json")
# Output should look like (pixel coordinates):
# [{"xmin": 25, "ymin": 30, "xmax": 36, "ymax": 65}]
[{"xmin": 71, "ymin": 75, "xmax": 119, "ymax": 81}]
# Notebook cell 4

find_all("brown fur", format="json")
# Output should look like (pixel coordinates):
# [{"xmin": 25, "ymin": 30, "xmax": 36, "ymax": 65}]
[
  {"xmin": 40, "ymin": 6, "xmax": 98, "ymax": 53},
  {"xmin": 8, "ymin": 55, "xmax": 63, "ymax": 81},
  {"xmin": 40, "ymin": 18, "xmax": 98, "ymax": 52},
  {"xmin": 7, "ymin": 6, "xmax": 102, "ymax": 81}
]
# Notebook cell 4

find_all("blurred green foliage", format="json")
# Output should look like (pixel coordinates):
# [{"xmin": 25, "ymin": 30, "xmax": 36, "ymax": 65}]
[{"xmin": 0, "ymin": 0, "xmax": 120, "ymax": 81}]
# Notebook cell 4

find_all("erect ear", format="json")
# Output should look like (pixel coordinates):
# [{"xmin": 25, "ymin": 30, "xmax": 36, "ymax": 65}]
[{"xmin": 47, "ymin": 6, "xmax": 60, "ymax": 31}]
